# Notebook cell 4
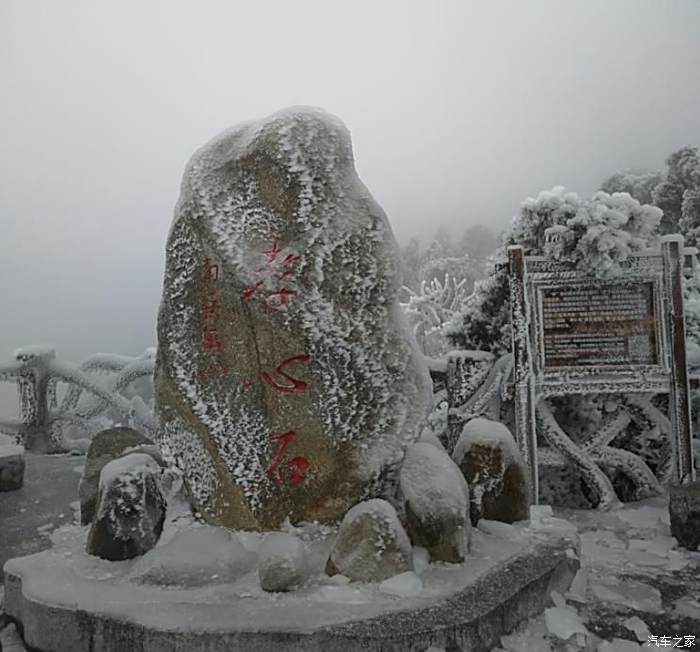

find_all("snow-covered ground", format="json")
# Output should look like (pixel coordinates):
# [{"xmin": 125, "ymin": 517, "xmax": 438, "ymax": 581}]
[{"xmin": 1, "ymin": 452, "xmax": 698, "ymax": 651}]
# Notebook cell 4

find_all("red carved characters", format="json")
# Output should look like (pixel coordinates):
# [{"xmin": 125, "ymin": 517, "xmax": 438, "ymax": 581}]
[
  {"xmin": 264, "ymin": 431, "xmax": 311, "ymax": 486},
  {"xmin": 260, "ymin": 354, "xmax": 310, "ymax": 395},
  {"xmin": 197, "ymin": 256, "xmax": 228, "ymax": 381},
  {"xmin": 242, "ymin": 239, "xmax": 300, "ymax": 311}
]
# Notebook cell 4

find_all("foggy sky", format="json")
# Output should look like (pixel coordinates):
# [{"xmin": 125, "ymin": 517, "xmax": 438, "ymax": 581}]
[{"xmin": 1, "ymin": 0, "xmax": 700, "ymax": 406}]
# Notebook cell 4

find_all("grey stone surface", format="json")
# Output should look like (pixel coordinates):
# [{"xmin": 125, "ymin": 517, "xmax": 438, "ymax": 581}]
[
  {"xmin": 669, "ymin": 480, "xmax": 700, "ymax": 551},
  {"xmin": 86, "ymin": 454, "xmax": 166, "ymax": 561},
  {"xmin": 0, "ymin": 446, "xmax": 25, "ymax": 492},
  {"xmin": 326, "ymin": 499, "xmax": 412, "ymax": 582},
  {"xmin": 399, "ymin": 442, "xmax": 470, "ymax": 563},
  {"xmin": 79, "ymin": 427, "xmax": 154, "ymax": 525},
  {"xmin": 258, "ymin": 533, "xmax": 309, "ymax": 592},
  {"xmin": 3, "ymin": 534, "xmax": 577, "ymax": 652}
]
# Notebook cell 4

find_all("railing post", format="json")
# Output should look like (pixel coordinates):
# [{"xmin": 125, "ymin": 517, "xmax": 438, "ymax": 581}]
[
  {"xmin": 508, "ymin": 246, "xmax": 539, "ymax": 504},
  {"xmin": 661, "ymin": 235, "xmax": 695, "ymax": 484},
  {"xmin": 15, "ymin": 345, "xmax": 56, "ymax": 452}
]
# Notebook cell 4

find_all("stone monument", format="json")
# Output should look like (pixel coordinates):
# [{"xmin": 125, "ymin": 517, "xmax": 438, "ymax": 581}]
[{"xmin": 155, "ymin": 106, "xmax": 432, "ymax": 530}]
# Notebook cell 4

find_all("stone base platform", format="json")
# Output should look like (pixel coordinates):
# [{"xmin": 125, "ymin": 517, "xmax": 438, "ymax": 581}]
[{"xmin": 3, "ymin": 523, "xmax": 579, "ymax": 652}]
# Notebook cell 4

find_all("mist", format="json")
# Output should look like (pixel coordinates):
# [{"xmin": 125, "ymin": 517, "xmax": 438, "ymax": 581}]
[{"xmin": 1, "ymin": 0, "xmax": 699, "ymax": 375}]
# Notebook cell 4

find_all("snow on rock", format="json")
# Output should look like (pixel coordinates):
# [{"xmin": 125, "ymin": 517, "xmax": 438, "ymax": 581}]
[
  {"xmin": 378, "ymin": 571, "xmax": 423, "ymax": 597},
  {"xmin": 453, "ymin": 418, "xmax": 528, "ymax": 526},
  {"xmin": 258, "ymin": 532, "xmax": 309, "ymax": 592},
  {"xmin": 155, "ymin": 106, "xmax": 432, "ymax": 531},
  {"xmin": 0, "ymin": 443, "xmax": 24, "ymax": 492},
  {"xmin": 129, "ymin": 526, "xmax": 256, "ymax": 587},
  {"xmin": 86, "ymin": 453, "xmax": 165, "ymax": 561},
  {"xmin": 399, "ymin": 442, "xmax": 470, "ymax": 562},
  {"xmin": 325, "ymin": 499, "xmax": 412, "ymax": 582},
  {"xmin": 79, "ymin": 427, "xmax": 157, "ymax": 525},
  {"xmin": 477, "ymin": 519, "xmax": 517, "ymax": 539},
  {"xmin": 622, "ymin": 615, "xmax": 651, "ymax": 643},
  {"xmin": 589, "ymin": 577, "xmax": 663, "ymax": 614},
  {"xmin": 544, "ymin": 605, "xmax": 588, "ymax": 640}
]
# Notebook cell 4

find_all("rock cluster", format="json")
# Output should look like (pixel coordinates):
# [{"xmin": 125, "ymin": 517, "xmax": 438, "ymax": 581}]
[
  {"xmin": 326, "ymin": 499, "xmax": 412, "ymax": 582},
  {"xmin": 400, "ymin": 442, "xmax": 470, "ymax": 563},
  {"xmin": 453, "ymin": 418, "xmax": 529, "ymax": 526},
  {"xmin": 258, "ymin": 532, "xmax": 309, "ymax": 592},
  {"xmin": 79, "ymin": 427, "xmax": 163, "ymax": 525},
  {"xmin": 86, "ymin": 453, "xmax": 166, "ymax": 561}
]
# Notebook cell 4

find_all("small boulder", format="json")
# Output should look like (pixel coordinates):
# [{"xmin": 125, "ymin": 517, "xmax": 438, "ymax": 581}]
[
  {"xmin": 453, "ymin": 418, "xmax": 529, "ymax": 526},
  {"xmin": 0, "ymin": 444, "xmax": 25, "ymax": 492},
  {"xmin": 86, "ymin": 453, "xmax": 166, "ymax": 561},
  {"xmin": 669, "ymin": 480, "xmax": 700, "ymax": 551},
  {"xmin": 258, "ymin": 532, "xmax": 309, "ymax": 592},
  {"xmin": 326, "ymin": 499, "xmax": 412, "ymax": 582},
  {"xmin": 399, "ymin": 442, "xmax": 470, "ymax": 563},
  {"xmin": 79, "ymin": 427, "xmax": 160, "ymax": 525},
  {"xmin": 131, "ymin": 526, "xmax": 256, "ymax": 587}
]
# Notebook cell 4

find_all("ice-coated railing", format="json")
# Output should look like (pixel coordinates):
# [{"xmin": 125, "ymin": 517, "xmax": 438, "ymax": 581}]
[{"xmin": 0, "ymin": 345, "xmax": 156, "ymax": 452}]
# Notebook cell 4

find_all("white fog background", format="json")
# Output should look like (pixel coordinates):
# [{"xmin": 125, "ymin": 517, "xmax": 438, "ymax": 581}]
[{"xmin": 1, "ymin": 0, "xmax": 700, "ymax": 416}]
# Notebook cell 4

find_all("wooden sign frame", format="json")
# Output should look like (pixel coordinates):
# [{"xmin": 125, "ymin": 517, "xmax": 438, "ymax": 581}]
[{"xmin": 508, "ymin": 235, "xmax": 695, "ymax": 504}]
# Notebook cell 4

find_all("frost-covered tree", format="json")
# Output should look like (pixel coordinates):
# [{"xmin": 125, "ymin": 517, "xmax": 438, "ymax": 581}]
[
  {"xmin": 652, "ymin": 146, "xmax": 700, "ymax": 241},
  {"xmin": 600, "ymin": 170, "xmax": 663, "ymax": 212},
  {"xmin": 401, "ymin": 274, "xmax": 471, "ymax": 357},
  {"xmin": 446, "ymin": 187, "xmax": 662, "ymax": 353}
]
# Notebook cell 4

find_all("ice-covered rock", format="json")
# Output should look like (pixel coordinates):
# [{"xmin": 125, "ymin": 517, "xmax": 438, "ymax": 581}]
[
  {"xmin": 0, "ymin": 444, "xmax": 25, "ymax": 492},
  {"xmin": 325, "ymin": 499, "xmax": 412, "ymax": 582},
  {"xmin": 544, "ymin": 605, "xmax": 588, "ymax": 639},
  {"xmin": 86, "ymin": 453, "xmax": 166, "ymax": 561},
  {"xmin": 79, "ymin": 427, "xmax": 158, "ymax": 525},
  {"xmin": 258, "ymin": 532, "xmax": 309, "ymax": 592},
  {"xmin": 130, "ymin": 526, "xmax": 256, "ymax": 587},
  {"xmin": 378, "ymin": 571, "xmax": 423, "ymax": 597},
  {"xmin": 155, "ymin": 106, "xmax": 432, "ymax": 530},
  {"xmin": 399, "ymin": 442, "xmax": 470, "ymax": 562},
  {"xmin": 453, "ymin": 418, "xmax": 528, "ymax": 525},
  {"xmin": 669, "ymin": 480, "xmax": 700, "ymax": 551}
]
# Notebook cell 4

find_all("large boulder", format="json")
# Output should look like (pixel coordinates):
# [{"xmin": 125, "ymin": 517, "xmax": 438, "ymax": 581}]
[
  {"xmin": 453, "ymin": 418, "xmax": 529, "ymax": 526},
  {"xmin": 86, "ymin": 453, "xmax": 166, "ymax": 561},
  {"xmin": 325, "ymin": 499, "xmax": 412, "ymax": 582},
  {"xmin": 258, "ymin": 532, "xmax": 309, "ymax": 592},
  {"xmin": 0, "ymin": 444, "xmax": 25, "ymax": 492},
  {"xmin": 399, "ymin": 442, "xmax": 470, "ymax": 563},
  {"xmin": 155, "ymin": 107, "xmax": 431, "ymax": 530},
  {"xmin": 669, "ymin": 481, "xmax": 700, "ymax": 551},
  {"xmin": 79, "ymin": 427, "xmax": 160, "ymax": 525}
]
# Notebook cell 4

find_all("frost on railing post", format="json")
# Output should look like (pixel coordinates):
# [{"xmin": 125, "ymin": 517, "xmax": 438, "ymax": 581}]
[
  {"xmin": 507, "ymin": 245, "xmax": 539, "ymax": 505},
  {"xmin": 14, "ymin": 345, "xmax": 56, "ymax": 451},
  {"xmin": 662, "ymin": 235, "xmax": 696, "ymax": 484}
]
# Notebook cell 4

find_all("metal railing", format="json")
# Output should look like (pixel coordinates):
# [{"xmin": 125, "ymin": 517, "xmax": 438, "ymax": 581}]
[{"xmin": 0, "ymin": 345, "xmax": 156, "ymax": 452}]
